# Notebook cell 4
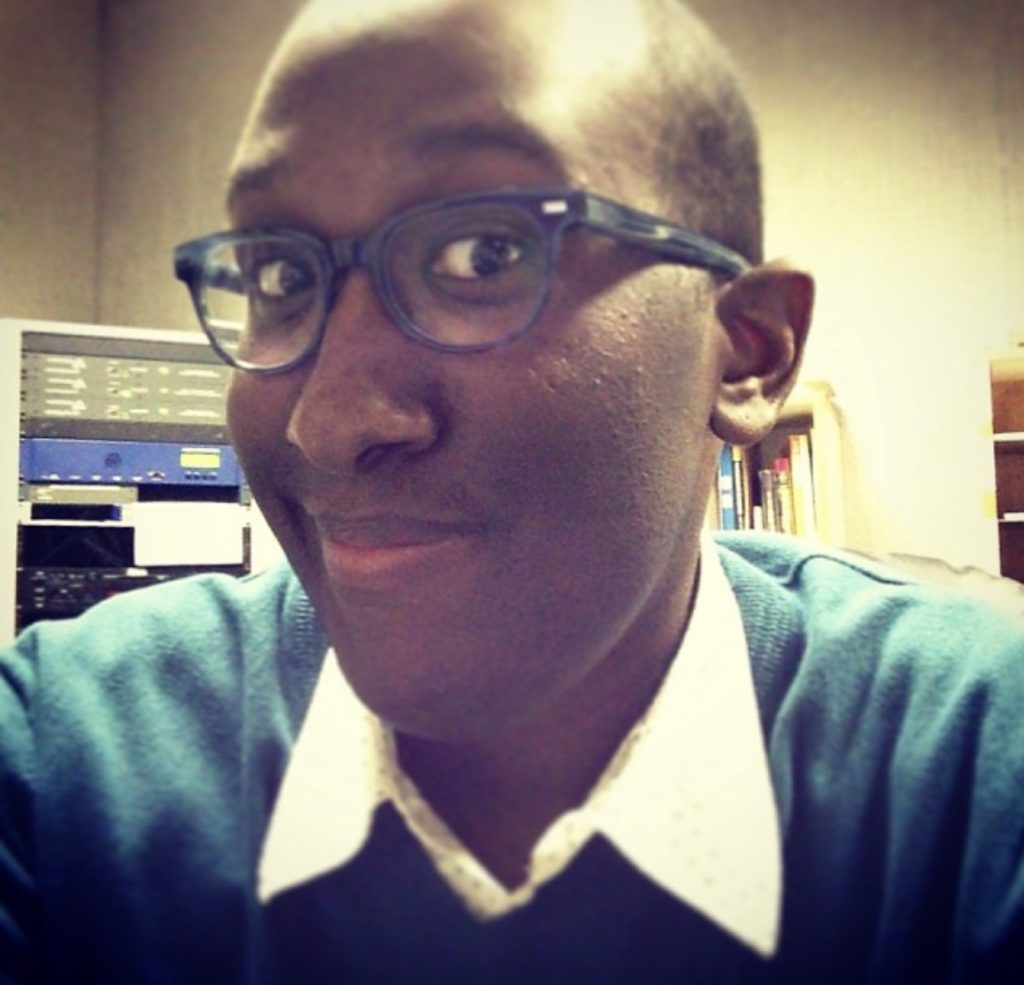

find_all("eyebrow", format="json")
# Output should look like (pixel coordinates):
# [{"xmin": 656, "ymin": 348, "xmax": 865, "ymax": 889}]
[
  {"xmin": 224, "ymin": 156, "xmax": 286, "ymax": 214},
  {"xmin": 408, "ymin": 119, "xmax": 566, "ymax": 174},
  {"xmin": 223, "ymin": 117, "xmax": 566, "ymax": 213}
]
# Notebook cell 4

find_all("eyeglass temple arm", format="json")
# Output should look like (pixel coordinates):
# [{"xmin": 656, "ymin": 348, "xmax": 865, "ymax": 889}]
[
  {"xmin": 580, "ymin": 194, "xmax": 750, "ymax": 278},
  {"xmin": 174, "ymin": 250, "xmax": 246, "ymax": 294}
]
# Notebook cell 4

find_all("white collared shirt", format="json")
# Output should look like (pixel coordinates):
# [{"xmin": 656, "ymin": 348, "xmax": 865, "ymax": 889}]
[{"xmin": 259, "ymin": 536, "xmax": 781, "ymax": 958}]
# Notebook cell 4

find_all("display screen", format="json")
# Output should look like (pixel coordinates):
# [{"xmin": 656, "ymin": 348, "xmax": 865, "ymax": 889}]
[{"xmin": 180, "ymin": 449, "xmax": 221, "ymax": 469}]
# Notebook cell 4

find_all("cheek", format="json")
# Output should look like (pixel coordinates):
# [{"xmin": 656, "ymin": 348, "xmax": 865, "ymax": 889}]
[
  {"xmin": 489, "ymin": 275, "xmax": 719, "ymax": 528},
  {"xmin": 225, "ymin": 372, "xmax": 299, "ymax": 490}
]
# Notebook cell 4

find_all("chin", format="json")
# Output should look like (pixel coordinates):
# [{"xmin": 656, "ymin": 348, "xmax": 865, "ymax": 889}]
[{"xmin": 326, "ymin": 624, "xmax": 540, "ymax": 745}]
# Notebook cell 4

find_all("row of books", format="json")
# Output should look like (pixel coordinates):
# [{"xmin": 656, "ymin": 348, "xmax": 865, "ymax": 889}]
[{"xmin": 710, "ymin": 432, "xmax": 817, "ymax": 536}]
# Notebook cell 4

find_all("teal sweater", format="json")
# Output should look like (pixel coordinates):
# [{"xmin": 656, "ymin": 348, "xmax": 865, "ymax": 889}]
[{"xmin": 1, "ymin": 534, "xmax": 1022, "ymax": 983}]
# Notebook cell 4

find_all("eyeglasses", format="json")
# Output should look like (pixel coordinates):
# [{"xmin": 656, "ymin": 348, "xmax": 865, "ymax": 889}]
[{"xmin": 173, "ymin": 187, "xmax": 749, "ymax": 374}]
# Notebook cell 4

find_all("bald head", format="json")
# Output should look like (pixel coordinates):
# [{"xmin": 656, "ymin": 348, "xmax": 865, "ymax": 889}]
[
  {"xmin": 232, "ymin": 0, "xmax": 760, "ymax": 261},
  {"xmin": 640, "ymin": 1, "xmax": 763, "ymax": 262},
  {"xmin": 220, "ymin": 0, "xmax": 810, "ymax": 750}
]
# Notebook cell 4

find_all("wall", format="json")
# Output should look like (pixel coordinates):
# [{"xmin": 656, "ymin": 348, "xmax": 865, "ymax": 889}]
[
  {"xmin": 689, "ymin": 0, "xmax": 1023, "ymax": 571},
  {"xmin": 8, "ymin": 0, "xmax": 1024, "ymax": 573},
  {"xmin": 96, "ymin": 0, "xmax": 303, "ymax": 332},
  {"xmin": 0, "ymin": 0, "xmax": 99, "ymax": 321}
]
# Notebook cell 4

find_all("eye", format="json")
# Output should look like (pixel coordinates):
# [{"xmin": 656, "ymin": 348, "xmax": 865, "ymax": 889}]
[
  {"xmin": 430, "ymin": 234, "xmax": 525, "ymax": 280},
  {"xmin": 254, "ymin": 257, "xmax": 316, "ymax": 298}
]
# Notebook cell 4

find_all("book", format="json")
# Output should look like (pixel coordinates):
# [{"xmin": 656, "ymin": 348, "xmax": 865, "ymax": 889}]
[
  {"xmin": 718, "ymin": 444, "xmax": 737, "ymax": 530},
  {"xmin": 758, "ymin": 467, "xmax": 777, "ymax": 532},
  {"xmin": 704, "ymin": 478, "xmax": 721, "ymax": 531},
  {"xmin": 787, "ymin": 433, "xmax": 817, "ymax": 537},
  {"xmin": 731, "ymin": 445, "xmax": 751, "ymax": 529},
  {"xmin": 773, "ymin": 457, "xmax": 796, "ymax": 534}
]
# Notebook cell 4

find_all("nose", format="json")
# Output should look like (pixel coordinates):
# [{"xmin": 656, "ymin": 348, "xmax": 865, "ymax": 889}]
[{"xmin": 285, "ymin": 270, "xmax": 442, "ymax": 474}]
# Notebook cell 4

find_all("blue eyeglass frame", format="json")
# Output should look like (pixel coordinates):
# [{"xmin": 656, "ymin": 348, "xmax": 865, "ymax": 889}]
[{"xmin": 173, "ymin": 186, "xmax": 751, "ymax": 374}]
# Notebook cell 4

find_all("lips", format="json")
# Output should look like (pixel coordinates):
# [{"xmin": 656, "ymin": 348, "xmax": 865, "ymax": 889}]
[{"xmin": 310, "ymin": 512, "xmax": 484, "ymax": 589}]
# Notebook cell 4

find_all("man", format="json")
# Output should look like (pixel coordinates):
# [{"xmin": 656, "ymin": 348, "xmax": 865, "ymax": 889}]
[{"xmin": 1, "ymin": 0, "xmax": 1021, "ymax": 982}]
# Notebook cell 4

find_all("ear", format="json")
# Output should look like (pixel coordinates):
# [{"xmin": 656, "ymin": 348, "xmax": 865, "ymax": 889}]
[{"xmin": 709, "ymin": 262, "xmax": 814, "ymax": 446}]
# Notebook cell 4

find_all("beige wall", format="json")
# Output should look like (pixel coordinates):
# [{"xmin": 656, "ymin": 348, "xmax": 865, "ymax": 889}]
[
  {"xmin": 0, "ymin": 0, "xmax": 99, "ymax": 321},
  {"xmin": 4, "ymin": 0, "xmax": 1023, "ymax": 572},
  {"xmin": 690, "ymin": 0, "xmax": 1024, "ymax": 571},
  {"xmin": 97, "ymin": 0, "xmax": 303, "ymax": 332}
]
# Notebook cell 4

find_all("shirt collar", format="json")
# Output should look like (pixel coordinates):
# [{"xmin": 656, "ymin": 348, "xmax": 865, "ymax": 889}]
[{"xmin": 258, "ymin": 534, "xmax": 781, "ymax": 957}]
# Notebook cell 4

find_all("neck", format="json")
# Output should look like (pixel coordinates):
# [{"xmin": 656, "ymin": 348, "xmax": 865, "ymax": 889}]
[{"xmin": 395, "ymin": 560, "xmax": 699, "ymax": 889}]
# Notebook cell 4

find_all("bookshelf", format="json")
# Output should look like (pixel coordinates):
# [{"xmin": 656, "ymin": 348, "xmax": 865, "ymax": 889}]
[
  {"xmin": 990, "ymin": 354, "xmax": 1024, "ymax": 582},
  {"xmin": 709, "ymin": 379, "xmax": 846, "ymax": 547}
]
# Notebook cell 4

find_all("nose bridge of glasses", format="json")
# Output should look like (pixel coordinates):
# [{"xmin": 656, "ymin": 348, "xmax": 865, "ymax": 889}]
[
  {"xmin": 321, "ymin": 232, "xmax": 398, "ymax": 331},
  {"xmin": 323, "ymin": 234, "xmax": 370, "ymax": 303},
  {"xmin": 327, "ymin": 235, "xmax": 363, "ymax": 271}
]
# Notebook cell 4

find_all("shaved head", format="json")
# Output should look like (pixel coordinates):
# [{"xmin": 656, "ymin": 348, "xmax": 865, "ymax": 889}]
[
  {"xmin": 223, "ymin": 0, "xmax": 809, "ymax": 747},
  {"xmin": 233, "ymin": 0, "xmax": 761, "ymax": 261},
  {"xmin": 641, "ymin": 1, "xmax": 763, "ymax": 262}
]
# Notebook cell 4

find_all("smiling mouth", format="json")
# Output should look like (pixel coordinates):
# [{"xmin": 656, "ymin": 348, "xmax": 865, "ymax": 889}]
[{"xmin": 311, "ymin": 514, "xmax": 482, "ymax": 587}]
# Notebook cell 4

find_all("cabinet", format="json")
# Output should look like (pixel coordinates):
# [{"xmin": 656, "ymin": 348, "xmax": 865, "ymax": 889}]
[
  {"xmin": 990, "ymin": 355, "xmax": 1024, "ymax": 582},
  {"xmin": 709, "ymin": 379, "xmax": 846, "ymax": 547}
]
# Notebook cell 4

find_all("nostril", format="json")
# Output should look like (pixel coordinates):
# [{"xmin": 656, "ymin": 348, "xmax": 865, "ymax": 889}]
[
  {"xmin": 354, "ymin": 436, "xmax": 431, "ymax": 473},
  {"xmin": 355, "ymin": 444, "xmax": 393, "ymax": 472}
]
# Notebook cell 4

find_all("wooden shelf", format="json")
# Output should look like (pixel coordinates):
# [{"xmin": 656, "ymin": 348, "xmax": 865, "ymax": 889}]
[{"xmin": 990, "ymin": 352, "xmax": 1024, "ymax": 582}]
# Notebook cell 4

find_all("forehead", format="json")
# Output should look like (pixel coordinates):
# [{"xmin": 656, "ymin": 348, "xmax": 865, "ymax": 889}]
[{"xmin": 227, "ymin": 0, "xmax": 662, "ymax": 223}]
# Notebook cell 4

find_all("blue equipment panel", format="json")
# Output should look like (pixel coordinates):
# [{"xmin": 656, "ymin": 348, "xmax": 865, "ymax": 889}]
[{"xmin": 20, "ymin": 438, "xmax": 242, "ymax": 486}]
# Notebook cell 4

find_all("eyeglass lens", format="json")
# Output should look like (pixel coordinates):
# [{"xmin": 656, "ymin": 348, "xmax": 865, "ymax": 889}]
[{"xmin": 196, "ymin": 202, "xmax": 553, "ymax": 367}]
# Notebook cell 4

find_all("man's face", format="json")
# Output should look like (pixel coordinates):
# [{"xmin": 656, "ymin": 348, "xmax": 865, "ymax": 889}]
[{"xmin": 227, "ymin": 0, "xmax": 729, "ymax": 742}]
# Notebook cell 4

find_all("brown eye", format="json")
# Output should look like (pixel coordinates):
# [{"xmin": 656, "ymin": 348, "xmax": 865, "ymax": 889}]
[
  {"xmin": 430, "ymin": 235, "xmax": 525, "ymax": 280},
  {"xmin": 256, "ymin": 258, "xmax": 316, "ymax": 298}
]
